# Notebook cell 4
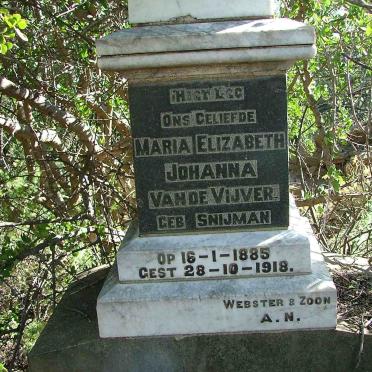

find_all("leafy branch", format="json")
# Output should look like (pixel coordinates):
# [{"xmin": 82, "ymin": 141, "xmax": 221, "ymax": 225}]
[{"xmin": 0, "ymin": 8, "xmax": 27, "ymax": 54}]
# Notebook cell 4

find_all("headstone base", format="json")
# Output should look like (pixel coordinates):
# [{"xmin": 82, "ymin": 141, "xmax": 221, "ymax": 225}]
[{"xmin": 97, "ymin": 227, "xmax": 336, "ymax": 338}]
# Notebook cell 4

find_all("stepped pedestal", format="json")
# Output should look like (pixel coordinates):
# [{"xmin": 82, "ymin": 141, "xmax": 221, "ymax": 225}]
[
  {"xmin": 95, "ymin": 0, "xmax": 336, "ymax": 340},
  {"xmin": 98, "ymin": 217, "xmax": 336, "ymax": 338}
]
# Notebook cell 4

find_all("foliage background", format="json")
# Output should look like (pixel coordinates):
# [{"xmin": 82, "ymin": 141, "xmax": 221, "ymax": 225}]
[{"xmin": 0, "ymin": 0, "xmax": 370, "ymax": 370}]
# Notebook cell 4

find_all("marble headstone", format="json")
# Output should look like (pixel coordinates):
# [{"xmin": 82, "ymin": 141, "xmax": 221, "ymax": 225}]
[{"xmin": 95, "ymin": 0, "xmax": 336, "ymax": 339}]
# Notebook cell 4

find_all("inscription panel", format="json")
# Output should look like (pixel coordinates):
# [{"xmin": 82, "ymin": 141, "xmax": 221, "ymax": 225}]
[
  {"xmin": 120, "ymin": 245, "xmax": 311, "ymax": 282},
  {"xmin": 129, "ymin": 77, "xmax": 289, "ymax": 235}
]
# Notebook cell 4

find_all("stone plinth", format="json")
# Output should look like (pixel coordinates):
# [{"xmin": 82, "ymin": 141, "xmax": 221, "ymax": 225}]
[
  {"xmin": 97, "ymin": 220, "xmax": 336, "ymax": 338},
  {"xmin": 129, "ymin": 0, "xmax": 275, "ymax": 24},
  {"xmin": 29, "ymin": 267, "xmax": 371, "ymax": 372}
]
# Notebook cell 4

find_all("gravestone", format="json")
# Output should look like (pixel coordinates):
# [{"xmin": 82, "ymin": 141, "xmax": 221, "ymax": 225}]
[{"xmin": 96, "ymin": 0, "xmax": 337, "ymax": 338}]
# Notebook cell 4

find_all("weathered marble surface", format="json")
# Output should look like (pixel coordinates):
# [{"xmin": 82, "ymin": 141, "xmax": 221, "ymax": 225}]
[
  {"xmin": 96, "ymin": 19, "xmax": 315, "ymax": 71},
  {"xmin": 129, "ymin": 0, "xmax": 275, "ymax": 24},
  {"xmin": 96, "ymin": 19, "xmax": 315, "ymax": 57},
  {"xmin": 98, "ymin": 46, "xmax": 316, "ymax": 71},
  {"xmin": 116, "ymin": 203, "xmax": 312, "ymax": 282},
  {"xmin": 97, "ymin": 230, "xmax": 336, "ymax": 338}
]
